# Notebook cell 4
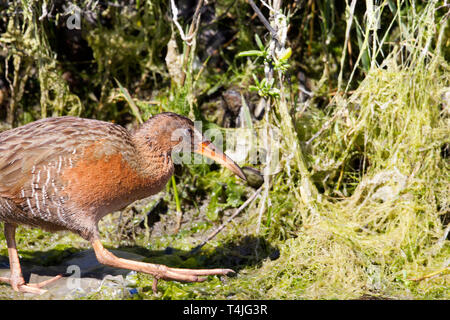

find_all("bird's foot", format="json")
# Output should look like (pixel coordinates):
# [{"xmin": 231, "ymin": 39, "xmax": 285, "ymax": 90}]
[
  {"xmin": 91, "ymin": 239, "xmax": 235, "ymax": 294},
  {"xmin": 149, "ymin": 266, "xmax": 235, "ymax": 293},
  {"xmin": 153, "ymin": 266, "xmax": 235, "ymax": 282},
  {"xmin": 0, "ymin": 274, "xmax": 62, "ymax": 294}
]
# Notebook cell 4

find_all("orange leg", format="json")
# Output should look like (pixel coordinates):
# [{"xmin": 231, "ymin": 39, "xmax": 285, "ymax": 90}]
[
  {"xmin": 0, "ymin": 223, "xmax": 62, "ymax": 294},
  {"xmin": 91, "ymin": 239, "xmax": 234, "ymax": 292}
]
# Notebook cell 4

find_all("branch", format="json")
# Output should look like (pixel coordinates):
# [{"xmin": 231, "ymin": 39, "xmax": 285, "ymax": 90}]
[
  {"xmin": 190, "ymin": 186, "xmax": 262, "ymax": 254},
  {"xmin": 248, "ymin": 0, "xmax": 280, "ymax": 45}
]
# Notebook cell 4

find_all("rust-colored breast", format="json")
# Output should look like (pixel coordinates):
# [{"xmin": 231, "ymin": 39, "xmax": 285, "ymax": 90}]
[{"xmin": 60, "ymin": 147, "xmax": 166, "ymax": 220}]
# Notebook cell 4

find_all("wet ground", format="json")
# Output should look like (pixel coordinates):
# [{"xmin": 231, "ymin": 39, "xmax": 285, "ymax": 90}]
[
  {"xmin": 0, "ymin": 193, "xmax": 274, "ymax": 300},
  {"xmin": 0, "ymin": 249, "xmax": 145, "ymax": 299}
]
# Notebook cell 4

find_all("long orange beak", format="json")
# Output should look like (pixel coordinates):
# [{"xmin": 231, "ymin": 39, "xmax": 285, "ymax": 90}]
[{"xmin": 195, "ymin": 141, "xmax": 246, "ymax": 181}]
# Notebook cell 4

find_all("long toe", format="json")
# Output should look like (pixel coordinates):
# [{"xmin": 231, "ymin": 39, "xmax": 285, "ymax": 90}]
[
  {"xmin": 163, "ymin": 270, "xmax": 208, "ymax": 282},
  {"xmin": 159, "ymin": 267, "xmax": 235, "ymax": 282},
  {"xmin": 0, "ymin": 276, "xmax": 11, "ymax": 284},
  {"xmin": 0, "ymin": 274, "xmax": 62, "ymax": 295},
  {"xmin": 168, "ymin": 267, "xmax": 235, "ymax": 276},
  {"xmin": 18, "ymin": 284, "xmax": 48, "ymax": 295},
  {"xmin": 28, "ymin": 274, "xmax": 63, "ymax": 289}
]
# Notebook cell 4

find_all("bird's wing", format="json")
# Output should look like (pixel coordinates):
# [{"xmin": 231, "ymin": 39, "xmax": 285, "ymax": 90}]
[{"xmin": 0, "ymin": 117, "xmax": 131, "ymax": 198}]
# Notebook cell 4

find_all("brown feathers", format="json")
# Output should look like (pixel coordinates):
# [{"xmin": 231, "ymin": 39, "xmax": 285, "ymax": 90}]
[{"xmin": 0, "ymin": 115, "xmax": 178, "ymax": 239}]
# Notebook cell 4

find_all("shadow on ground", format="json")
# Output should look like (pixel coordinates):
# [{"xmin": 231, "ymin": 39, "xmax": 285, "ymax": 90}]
[
  {"xmin": 121, "ymin": 235, "xmax": 280, "ymax": 274},
  {"xmin": 0, "ymin": 235, "xmax": 279, "ymax": 298}
]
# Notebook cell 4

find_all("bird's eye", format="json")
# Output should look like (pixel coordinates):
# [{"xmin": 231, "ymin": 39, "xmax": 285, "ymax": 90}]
[{"xmin": 177, "ymin": 128, "xmax": 191, "ymax": 144}]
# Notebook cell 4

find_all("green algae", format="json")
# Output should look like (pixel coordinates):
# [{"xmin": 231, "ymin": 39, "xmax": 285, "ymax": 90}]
[{"xmin": 0, "ymin": 0, "xmax": 448, "ymax": 300}]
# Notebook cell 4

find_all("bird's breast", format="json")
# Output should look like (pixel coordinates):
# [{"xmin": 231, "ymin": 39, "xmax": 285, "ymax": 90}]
[{"xmin": 60, "ymin": 150, "xmax": 173, "ymax": 219}]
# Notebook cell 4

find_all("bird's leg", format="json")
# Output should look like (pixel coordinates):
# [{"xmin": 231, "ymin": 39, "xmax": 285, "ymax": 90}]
[
  {"xmin": 0, "ymin": 223, "xmax": 62, "ymax": 294},
  {"xmin": 91, "ymin": 239, "xmax": 234, "ymax": 291}
]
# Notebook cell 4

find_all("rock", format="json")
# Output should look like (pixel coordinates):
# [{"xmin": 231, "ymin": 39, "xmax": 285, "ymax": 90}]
[
  {"xmin": 221, "ymin": 89, "xmax": 242, "ymax": 128},
  {"xmin": 223, "ymin": 89, "xmax": 242, "ymax": 117},
  {"xmin": 61, "ymin": 249, "xmax": 145, "ymax": 278},
  {"xmin": 29, "ymin": 273, "xmax": 132, "ymax": 300},
  {"xmin": 0, "ymin": 249, "xmax": 146, "ymax": 299},
  {"xmin": 0, "ymin": 266, "xmax": 10, "ymax": 279}
]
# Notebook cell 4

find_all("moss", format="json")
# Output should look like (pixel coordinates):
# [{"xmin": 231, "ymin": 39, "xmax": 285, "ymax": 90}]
[{"xmin": 0, "ymin": 1, "xmax": 448, "ymax": 300}]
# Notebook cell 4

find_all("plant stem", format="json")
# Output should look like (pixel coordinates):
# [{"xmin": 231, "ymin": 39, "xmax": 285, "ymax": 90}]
[{"xmin": 172, "ymin": 175, "xmax": 183, "ymax": 233}]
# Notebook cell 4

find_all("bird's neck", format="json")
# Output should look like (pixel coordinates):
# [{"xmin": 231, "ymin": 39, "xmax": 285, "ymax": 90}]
[{"xmin": 131, "ymin": 130, "xmax": 174, "ymax": 185}]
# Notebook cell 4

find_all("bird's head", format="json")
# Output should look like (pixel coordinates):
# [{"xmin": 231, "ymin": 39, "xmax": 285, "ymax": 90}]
[{"xmin": 137, "ymin": 112, "xmax": 246, "ymax": 180}]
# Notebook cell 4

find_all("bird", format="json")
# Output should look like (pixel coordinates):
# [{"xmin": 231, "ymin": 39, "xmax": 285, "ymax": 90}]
[{"xmin": 0, "ymin": 112, "xmax": 246, "ymax": 294}]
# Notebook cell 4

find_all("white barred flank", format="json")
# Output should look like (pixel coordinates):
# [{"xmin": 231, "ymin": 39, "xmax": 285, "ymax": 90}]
[
  {"xmin": 0, "ymin": 114, "xmax": 184, "ymax": 239},
  {"xmin": 26, "ymin": 197, "xmax": 36, "ymax": 217}
]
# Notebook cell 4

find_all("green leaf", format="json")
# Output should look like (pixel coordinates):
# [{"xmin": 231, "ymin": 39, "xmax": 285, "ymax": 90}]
[
  {"xmin": 260, "ymin": 78, "xmax": 268, "ymax": 88},
  {"xmin": 206, "ymin": 185, "xmax": 223, "ymax": 221},
  {"xmin": 237, "ymin": 50, "xmax": 265, "ymax": 57},
  {"xmin": 115, "ymin": 78, "xmax": 143, "ymax": 124},
  {"xmin": 252, "ymin": 74, "xmax": 260, "ymax": 85},
  {"xmin": 279, "ymin": 47, "xmax": 292, "ymax": 62},
  {"xmin": 240, "ymin": 94, "xmax": 254, "ymax": 129},
  {"xmin": 255, "ymin": 33, "xmax": 264, "ymax": 51},
  {"xmin": 269, "ymin": 88, "xmax": 280, "ymax": 97}
]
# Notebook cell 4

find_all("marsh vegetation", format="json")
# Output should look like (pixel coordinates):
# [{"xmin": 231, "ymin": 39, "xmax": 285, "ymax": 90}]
[{"xmin": 0, "ymin": 0, "xmax": 449, "ymax": 299}]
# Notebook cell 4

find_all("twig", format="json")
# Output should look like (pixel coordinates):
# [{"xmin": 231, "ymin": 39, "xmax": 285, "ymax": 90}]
[
  {"xmin": 248, "ymin": 0, "xmax": 280, "ymax": 45},
  {"xmin": 170, "ymin": 0, "xmax": 198, "ymax": 45},
  {"xmin": 173, "ymin": 0, "xmax": 205, "ymax": 87},
  {"xmin": 255, "ymin": 0, "xmax": 283, "ymax": 234},
  {"xmin": 306, "ymin": 105, "xmax": 345, "ymax": 146},
  {"xmin": 255, "ymin": 182, "xmax": 268, "ymax": 234},
  {"xmin": 38, "ymin": 1, "xmax": 48, "ymax": 21},
  {"xmin": 190, "ymin": 186, "xmax": 262, "ymax": 254},
  {"xmin": 172, "ymin": 175, "xmax": 183, "ymax": 234},
  {"xmin": 409, "ymin": 266, "xmax": 449, "ymax": 282},
  {"xmin": 337, "ymin": 0, "xmax": 357, "ymax": 91}
]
